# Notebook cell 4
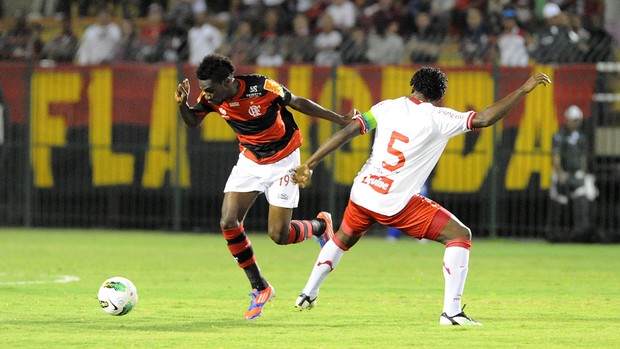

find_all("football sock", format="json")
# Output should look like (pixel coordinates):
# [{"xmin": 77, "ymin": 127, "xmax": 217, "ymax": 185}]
[
  {"xmin": 302, "ymin": 239, "xmax": 344, "ymax": 298},
  {"xmin": 288, "ymin": 219, "xmax": 327, "ymax": 244},
  {"xmin": 442, "ymin": 239, "xmax": 471, "ymax": 317},
  {"xmin": 223, "ymin": 225, "xmax": 267, "ymax": 290},
  {"xmin": 243, "ymin": 264, "xmax": 269, "ymax": 291}
]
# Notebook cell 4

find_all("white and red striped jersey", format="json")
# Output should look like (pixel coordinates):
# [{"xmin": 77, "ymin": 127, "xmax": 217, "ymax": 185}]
[{"xmin": 351, "ymin": 96, "xmax": 476, "ymax": 215}]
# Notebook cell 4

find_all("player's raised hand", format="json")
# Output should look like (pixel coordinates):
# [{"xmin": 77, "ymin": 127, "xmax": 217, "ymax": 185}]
[
  {"xmin": 175, "ymin": 78, "xmax": 191, "ymax": 105},
  {"xmin": 520, "ymin": 73, "xmax": 552, "ymax": 93},
  {"xmin": 292, "ymin": 164, "xmax": 313, "ymax": 188}
]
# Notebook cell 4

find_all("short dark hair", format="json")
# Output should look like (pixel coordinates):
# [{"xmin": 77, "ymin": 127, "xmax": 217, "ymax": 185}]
[
  {"xmin": 196, "ymin": 54, "xmax": 236, "ymax": 83},
  {"xmin": 409, "ymin": 66, "xmax": 447, "ymax": 102}
]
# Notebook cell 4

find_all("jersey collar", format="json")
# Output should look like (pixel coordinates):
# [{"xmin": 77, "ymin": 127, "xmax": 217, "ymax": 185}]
[{"xmin": 408, "ymin": 97, "xmax": 427, "ymax": 104}]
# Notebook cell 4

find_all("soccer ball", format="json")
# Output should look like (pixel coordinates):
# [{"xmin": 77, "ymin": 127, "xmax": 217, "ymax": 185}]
[{"xmin": 98, "ymin": 277, "xmax": 138, "ymax": 316}]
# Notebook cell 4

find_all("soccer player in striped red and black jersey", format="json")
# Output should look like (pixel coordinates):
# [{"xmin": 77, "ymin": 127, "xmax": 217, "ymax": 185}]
[{"xmin": 175, "ymin": 54, "xmax": 354, "ymax": 320}]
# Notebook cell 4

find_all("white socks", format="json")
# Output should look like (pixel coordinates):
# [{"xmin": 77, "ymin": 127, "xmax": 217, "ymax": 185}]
[
  {"xmin": 302, "ymin": 239, "xmax": 345, "ymax": 298},
  {"xmin": 300, "ymin": 239, "xmax": 470, "ymax": 316},
  {"xmin": 442, "ymin": 246, "xmax": 470, "ymax": 316}
]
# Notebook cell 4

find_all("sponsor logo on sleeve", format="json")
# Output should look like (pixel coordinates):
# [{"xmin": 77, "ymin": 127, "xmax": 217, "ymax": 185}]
[{"xmin": 263, "ymin": 79, "xmax": 285, "ymax": 97}]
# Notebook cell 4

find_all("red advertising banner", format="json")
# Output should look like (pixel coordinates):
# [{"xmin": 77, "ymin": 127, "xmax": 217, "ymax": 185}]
[{"xmin": 0, "ymin": 62, "xmax": 597, "ymax": 192}]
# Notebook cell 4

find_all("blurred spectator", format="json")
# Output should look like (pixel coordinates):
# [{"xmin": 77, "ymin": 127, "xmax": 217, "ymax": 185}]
[
  {"xmin": 448, "ymin": 0, "xmax": 486, "ymax": 36},
  {"xmin": 532, "ymin": 2, "xmax": 579, "ymax": 64},
  {"xmin": 429, "ymin": 0, "xmax": 456, "ymax": 34},
  {"xmin": 325, "ymin": 0, "xmax": 357, "ymax": 32},
  {"xmin": 303, "ymin": 0, "xmax": 327, "ymax": 33},
  {"xmin": 113, "ymin": 17, "xmax": 142, "ymax": 61},
  {"xmin": 296, "ymin": 0, "xmax": 314, "ymax": 13},
  {"xmin": 583, "ymin": 14, "xmax": 614, "ymax": 63},
  {"xmin": 495, "ymin": 8, "xmax": 532, "ymax": 67},
  {"xmin": 187, "ymin": 11, "xmax": 223, "ymax": 66},
  {"xmin": 149, "ymin": 10, "xmax": 188, "ymax": 62},
  {"xmin": 40, "ymin": 16, "xmax": 78, "ymax": 63},
  {"xmin": 191, "ymin": 0, "xmax": 207, "ymax": 14},
  {"xmin": 75, "ymin": 8, "xmax": 122, "ymax": 65},
  {"xmin": 486, "ymin": 0, "xmax": 511, "ymax": 35},
  {"xmin": 459, "ymin": 7, "xmax": 493, "ymax": 65},
  {"xmin": 487, "ymin": 0, "xmax": 510, "ymax": 15},
  {"xmin": 403, "ymin": 0, "xmax": 432, "ymax": 24},
  {"xmin": 135, "ymin": 0, "xmax": 169, "ymax": 17},
  {"xmin": 223, "ymin": 0, "xmax": 245, "ymax": 38},
  {"xmin": 360, "ymin": 0, "xmax": 405, "ymax": 36},
  {"xmin": 0, "ymin": 10, "xmax": 37, "ymax": 60},
  {"xmin": 366, "ymin": 20, "xmax": 404, "ymax": 65},
  {"xmin": 340, "ymin": 26, "xmax": 369, "ymax": 64},
  {"xmin": 240, "ymin": 0, "xmax": 263, "ymax": 25},
  {"xmin": 405, "ymin": 11, "xmax": 444, "ymax": 64},
  {"xmin": 27, "ymin": 22, "xmax": 44, "ymax": 61},
  {"xmin": 218, "ymin": 19, "xmax": 259, "ymax": 65},
  {"xmin": 567, "ymin": 11, "xmax": 591, "ymax": 62},
  {"xmin": 255, "ymin": 38, "xmax": 284, "ymax": 66},
  {"xmin": 313, "ymin": 13, "xmax": 342, "ymax": 66},
  {"xmin": 138, "ymin": 3, "xmax": 165, "ymax": 58},
  {"xmin": 281, "ymin": 14, "xmax": 316, "ymax": 63},
  {"xmin": 513, "ymin": 0, "xmax": 535, "ymax": 31},
  {"xmin": 257, "ymin": 6, "xmax": 286, "ymax": 41},
  {"xmin": 168, "ymin": 0, "xmax": 195, "ymax": 32}
]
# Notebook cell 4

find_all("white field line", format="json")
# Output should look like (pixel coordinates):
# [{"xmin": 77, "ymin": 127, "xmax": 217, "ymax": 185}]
[{"xmin": 0, "ymin": 275, "xmax": 80, "ymax": 285}]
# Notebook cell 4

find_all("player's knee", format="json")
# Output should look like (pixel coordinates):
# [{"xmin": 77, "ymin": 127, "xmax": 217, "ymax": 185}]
[
  {"xmin": 456, "ymin": 225, "xmax": 472, "ymax": 240},
  {"xmin": 219, "ymin": 217, "xmax": 240, "ymax": 231},
  {"xmin": 336, "ymin": 232, "xmax": 359, "ymax": 250},
  {"xmin": 437, "ymin": 223, "xmax": 472, "ymax": 244},
  {"xmin": 267, "ymin": 226, "xmax": 287, "ymax": 245}
]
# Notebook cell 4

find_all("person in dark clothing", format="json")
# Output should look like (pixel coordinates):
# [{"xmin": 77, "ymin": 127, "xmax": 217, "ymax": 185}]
[
  {"xmin": 532, "ymin": 3, "xmax": 579, "ymax": 64},
  {"xmin": 547, "ymin": 105, "xmax": 594, "ymax": 242}
]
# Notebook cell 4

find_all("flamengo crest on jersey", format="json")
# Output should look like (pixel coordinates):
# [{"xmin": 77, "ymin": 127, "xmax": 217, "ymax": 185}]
[
  {"xmin": 190, "ymin": 75, "xmax": 301, "ymax": 164},
  {"xmin": 350, "ymin": 97, "xmax": 476, "ymax": 216}
]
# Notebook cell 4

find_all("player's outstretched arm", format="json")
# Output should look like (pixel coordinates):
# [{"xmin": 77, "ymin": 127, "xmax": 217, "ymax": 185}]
[
  {"xmin": 293, "ymin": 121, "xmax": 362, "ymax": 188},
  {"xmin": 175, "ymin": 78, "xmax": 205, "ymax": 128},
  {"xmin": 472, "ymin": 73, "xmax": 551, "ymax": 129},
  {"xmin": 288, "ymin": 94, "xmax": 354, "ymax": 125}
]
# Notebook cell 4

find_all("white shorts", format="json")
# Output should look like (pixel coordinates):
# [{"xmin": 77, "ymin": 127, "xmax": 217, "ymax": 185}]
[{"xmin": 223, "ymin": 148, "xmax": 300, "ymax": 209}]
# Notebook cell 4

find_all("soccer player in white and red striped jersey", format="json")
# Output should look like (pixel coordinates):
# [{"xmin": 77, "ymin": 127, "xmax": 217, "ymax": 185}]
[{"xmin": 292, "ymin": 67, "xmax": 551, "ymax": 325}]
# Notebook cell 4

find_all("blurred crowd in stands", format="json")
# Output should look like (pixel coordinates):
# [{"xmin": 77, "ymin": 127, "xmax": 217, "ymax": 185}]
[{"xmin": 0, "ymin": 0, "xmax": 616, "ymax": 66}]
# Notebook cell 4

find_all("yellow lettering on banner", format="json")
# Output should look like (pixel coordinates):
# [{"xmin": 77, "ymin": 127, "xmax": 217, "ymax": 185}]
[
  {"xmin": 317, "ymin": 67, "xmax": 373, "ymax": 184},
  {"xmin": 505, "ymin": 66, "xmax": 557, "ymax": 190},
  {"xmin": 31, "ymin": 72, "xmax": 81, "ymax": 187},
  {"xmin": 143, "ymin": 68, "xmax": 190, "ymax": 188},
  {"xmin": 433, "ymin": 72, "xmax": 495, "ymax": 192},
  {"xmin": 255, "ymin": 67, "xmax": 278, "ymax": 80},
  {"xmin": 285, "ymin": 66, "xmax": 313, "ymax": 162},
  {"xmin": 89, "ymin": 68, "xmax": 134, "ymax": 185},
  {"xmin": 381, "ymin": 66, "xmax": 415, "ymax": 100}
]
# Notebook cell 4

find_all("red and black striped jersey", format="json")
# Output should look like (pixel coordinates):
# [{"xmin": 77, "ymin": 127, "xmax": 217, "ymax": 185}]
[{"xmin": 191, "ymin": 74, "xmax": 302, "ymax": 164}]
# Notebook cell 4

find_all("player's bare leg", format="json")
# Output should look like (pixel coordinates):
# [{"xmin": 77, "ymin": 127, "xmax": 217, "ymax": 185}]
[
  {"xmin": 268, "ymin": 205, "xmax": 332, "ymax": 246},
  {"xmin": 220, "ymin": 191, "xmax": 274, "ymax": 319}
]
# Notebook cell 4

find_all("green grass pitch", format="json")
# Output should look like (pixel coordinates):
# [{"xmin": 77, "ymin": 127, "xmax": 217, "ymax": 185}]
[{"xmin": 1, "ymin": 228, "xmax": 618, "ymax": 348}]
